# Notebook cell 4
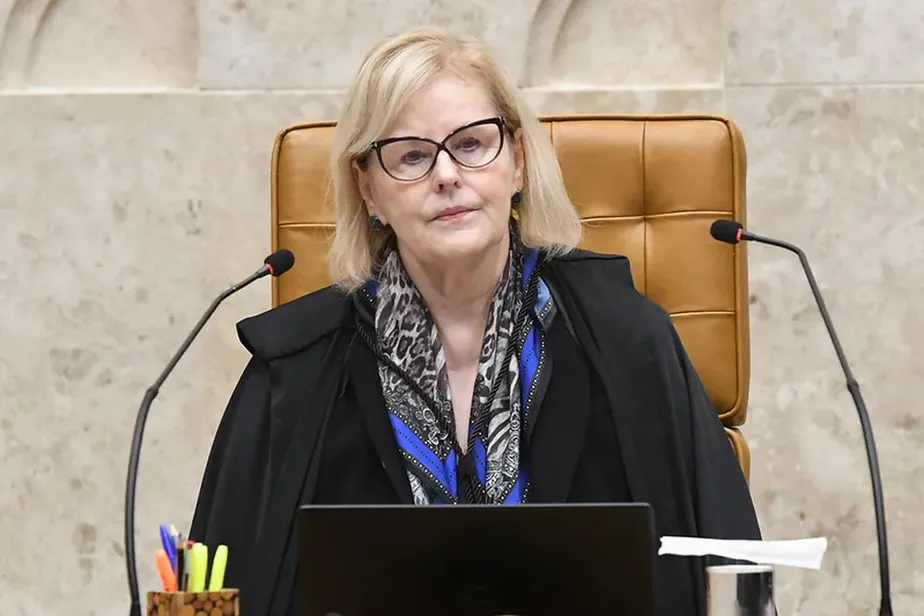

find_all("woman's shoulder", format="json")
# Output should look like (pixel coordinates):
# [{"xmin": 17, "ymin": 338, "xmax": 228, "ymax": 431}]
[
  {"xmin": 544, "ymin": 247, "xmax": 635, "ymax": 286},
  {"xmin": 234, "ymin": 284, "xmax": 354, "ymax": 361},
  {"xmin": 543, "ymin": 247, "xmax": 643, "ymax": 302},
  {"xmin": 542, "ymin": 248, "xmax": 672, "ymax": 335}
]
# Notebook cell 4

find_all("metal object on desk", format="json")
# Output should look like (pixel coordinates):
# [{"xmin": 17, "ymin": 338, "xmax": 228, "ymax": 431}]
[{"xmin": 707, "ymin": 564, "xmax": 776, "ymax": 616}]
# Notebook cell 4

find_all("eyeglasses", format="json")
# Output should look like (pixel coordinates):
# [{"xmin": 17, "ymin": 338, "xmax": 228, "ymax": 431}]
[{"xmin": 367, "ymin": 116, "xmax": 507, "ymax": 182}]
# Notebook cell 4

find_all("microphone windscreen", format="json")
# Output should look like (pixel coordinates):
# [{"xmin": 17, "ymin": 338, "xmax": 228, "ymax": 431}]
[
  {"xmin": 710, "ymin": 219, "xmax": 743, "ymax": 244},
  {"xmin": 264, "ymin": 249, "xmax": 295, "ymax": 276}
]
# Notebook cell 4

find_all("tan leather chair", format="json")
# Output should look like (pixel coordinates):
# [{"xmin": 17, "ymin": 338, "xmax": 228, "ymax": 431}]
[{"xmin": 269, "ymin": 114, "xmax": 752, "ymax": 481}]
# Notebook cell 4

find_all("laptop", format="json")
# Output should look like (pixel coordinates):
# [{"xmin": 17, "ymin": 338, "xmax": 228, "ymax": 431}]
[{"xmin": 297, "ymin": 502, "xmax": 656, "ymax": 616}]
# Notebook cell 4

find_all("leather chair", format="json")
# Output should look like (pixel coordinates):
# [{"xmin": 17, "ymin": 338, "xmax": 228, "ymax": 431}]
[{"xmin": 268, "ymin": 114, "xmax": 753, "ymax": 481}]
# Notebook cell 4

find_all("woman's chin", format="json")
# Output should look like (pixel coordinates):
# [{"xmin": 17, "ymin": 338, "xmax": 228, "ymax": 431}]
[{"xmin": 423, "ymin": 226, "xmax": 506, "ymax": 263}]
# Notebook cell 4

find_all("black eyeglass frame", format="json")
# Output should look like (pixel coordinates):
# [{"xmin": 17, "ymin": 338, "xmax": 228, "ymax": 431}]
[{"xmin": 365, "ymin": 116, "xmax": 508, "ymax": 182}]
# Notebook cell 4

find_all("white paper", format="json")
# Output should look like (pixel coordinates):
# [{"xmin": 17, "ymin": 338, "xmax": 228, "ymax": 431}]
[{"xmin": 658, "ymin": 536, "xmax": 828, "ymax": 570}]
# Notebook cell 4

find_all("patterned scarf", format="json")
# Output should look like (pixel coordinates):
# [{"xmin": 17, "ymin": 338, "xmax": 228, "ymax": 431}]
[{"xmin": 358, "ymin": 228, "xmax": 556, "ymax": 505}]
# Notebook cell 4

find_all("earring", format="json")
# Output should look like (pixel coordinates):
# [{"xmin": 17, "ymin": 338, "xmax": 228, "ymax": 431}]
[
  {"xmin": 511, "ymin": 191, "xmax": 522, "ymax": 206},
  {"xmin": 369, "ymin": 215, "xmax": 387, "ymax": 230}
]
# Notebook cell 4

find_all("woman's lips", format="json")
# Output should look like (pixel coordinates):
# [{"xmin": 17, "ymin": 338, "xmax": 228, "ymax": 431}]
[{"xmin": 433, "ymin": 206, "xmax": 474, "ymax": 221}]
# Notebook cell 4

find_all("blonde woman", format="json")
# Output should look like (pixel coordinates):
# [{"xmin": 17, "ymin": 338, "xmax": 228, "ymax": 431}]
[{"xmin": 191, "ymin": 26, "xmax": 761, "ymax": 616}]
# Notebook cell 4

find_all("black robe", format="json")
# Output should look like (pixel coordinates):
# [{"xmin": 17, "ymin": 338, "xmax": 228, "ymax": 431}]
[{"xmin": 189, "ymin": 249, "xmax": 762, "ymax": 616}]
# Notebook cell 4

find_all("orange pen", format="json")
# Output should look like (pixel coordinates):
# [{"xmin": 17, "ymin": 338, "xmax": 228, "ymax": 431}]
[{"xmin": 155, "ymin": 548, "xmax": 177, "ymax": 592}]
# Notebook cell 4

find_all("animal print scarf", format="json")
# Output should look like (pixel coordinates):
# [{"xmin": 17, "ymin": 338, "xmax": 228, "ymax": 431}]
[{"xmin": 358, "ymin": 228, "xmax": 555, "ymax": 505}]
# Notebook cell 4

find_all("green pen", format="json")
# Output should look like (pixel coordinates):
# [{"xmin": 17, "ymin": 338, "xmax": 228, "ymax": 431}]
[{"xmin": 208, "ymin": 545, "xmax": 228, "ymax": 591}]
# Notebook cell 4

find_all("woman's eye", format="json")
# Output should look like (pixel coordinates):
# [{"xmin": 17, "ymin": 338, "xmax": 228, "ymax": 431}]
[
  {"xmin": 456, "ymin": 138, "xmax": 481, "ymax": 151},
  {"xmin": 401, "ymin": 151, "xmax": 426, "ymax": 164}
]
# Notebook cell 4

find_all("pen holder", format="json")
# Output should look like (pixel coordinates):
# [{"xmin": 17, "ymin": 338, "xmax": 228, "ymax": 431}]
[{"xmin": 147, "ymin": 589, "xmax": 240, "ymax": 616}]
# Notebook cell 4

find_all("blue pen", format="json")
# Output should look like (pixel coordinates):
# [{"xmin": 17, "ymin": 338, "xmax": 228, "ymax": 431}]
[{"xmin": 159, "ymin": 524, "xmax": 177, "ymax": 572}]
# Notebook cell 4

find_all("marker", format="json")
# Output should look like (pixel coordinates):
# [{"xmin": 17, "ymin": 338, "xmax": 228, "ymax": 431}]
[
  {"xmin": 208, "ymin": 545, "xmax": 228, "ymax": 591},
  {"xmin": 188, "ymin": 543, "xmax": 209, "ymax": 592},
  {"xmin": 155, "ymin": 549, "xmax": 177, "ymax": 592},
  {"xmin": 159, "ymin": 525, "xmax": 177, "ymax": 572},
  {"xmin": 181, "ymin": 538, "xmax": 194, "ymax": 590}
]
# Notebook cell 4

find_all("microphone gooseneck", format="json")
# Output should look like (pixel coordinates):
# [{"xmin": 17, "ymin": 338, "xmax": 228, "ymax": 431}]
[
  {"xmin": 124, "ymin": 250, "xmax": 295, "ymax": 616},
  {"xmin": 710, "ymin": 219, "xmax": 893, "ymax": 616}
]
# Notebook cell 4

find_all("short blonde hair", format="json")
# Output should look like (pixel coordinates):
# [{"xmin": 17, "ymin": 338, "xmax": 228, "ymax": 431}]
[{"xmin": 328, "ymin": 26, "xmax": 583, "ymax": 290}]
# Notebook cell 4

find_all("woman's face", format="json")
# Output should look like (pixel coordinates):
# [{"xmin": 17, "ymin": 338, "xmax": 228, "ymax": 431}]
[{"xmin": 354, "ymin": 71, "xmax": 524, "ymax": 269}]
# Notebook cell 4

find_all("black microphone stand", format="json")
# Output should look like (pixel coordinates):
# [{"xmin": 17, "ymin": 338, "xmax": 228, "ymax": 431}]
[
  {"xmin": 744, "ymin": 229, "xmax": 893, "ymax": 616},
  {"xmin": 124, "ymin": 265, "xmax": 270, "ymax": 616}
]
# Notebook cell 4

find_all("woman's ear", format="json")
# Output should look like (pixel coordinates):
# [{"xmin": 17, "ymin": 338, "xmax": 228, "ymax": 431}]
[
  {"xmin": 512, "ymin": 128, "xmax": 525, "ymax": 192},
  {"xmin": 351, "ymin": 159, "xmax": 383, "ymax": 221}
]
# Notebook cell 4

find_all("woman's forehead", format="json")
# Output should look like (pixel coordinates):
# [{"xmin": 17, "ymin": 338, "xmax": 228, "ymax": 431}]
[{"xmin": 379, "ymin": 72, "xmax": 498, "ymax": 140}]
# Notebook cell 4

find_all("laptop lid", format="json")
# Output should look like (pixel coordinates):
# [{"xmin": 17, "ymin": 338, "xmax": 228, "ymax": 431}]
[{"xmin": 297, "ymin": 502, "xmax": 655, "ymax": 616}]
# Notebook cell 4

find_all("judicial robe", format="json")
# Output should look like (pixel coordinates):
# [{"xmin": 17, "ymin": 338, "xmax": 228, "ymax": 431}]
[{"xmin": 189, "ymin": 248, "xmax": 762, "ymax": 616}]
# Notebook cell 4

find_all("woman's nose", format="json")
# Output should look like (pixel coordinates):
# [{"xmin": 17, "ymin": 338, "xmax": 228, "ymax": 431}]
[{"xmin": 431, "ymin": 149, "xmax": 462, "ymax": 188}]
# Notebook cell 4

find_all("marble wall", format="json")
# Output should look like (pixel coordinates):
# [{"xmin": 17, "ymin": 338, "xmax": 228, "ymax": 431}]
[{"xmin": 1, "ymin": 1, "xmax": 921, "ymax": 614}]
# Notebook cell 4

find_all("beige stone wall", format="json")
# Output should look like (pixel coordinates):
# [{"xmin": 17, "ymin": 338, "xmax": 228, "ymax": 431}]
[{"xmin": 2, "ymin": 1, "xmax": 921, "ymax": 614}]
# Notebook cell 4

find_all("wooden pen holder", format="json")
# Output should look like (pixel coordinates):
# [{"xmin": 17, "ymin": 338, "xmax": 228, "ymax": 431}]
[{"xmin": 147, "ymin": 589, "xmax": 240, "ymax": 616}]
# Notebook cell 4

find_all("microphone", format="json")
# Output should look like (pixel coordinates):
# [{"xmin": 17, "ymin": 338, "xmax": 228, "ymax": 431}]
[
  {"xmin": 124, "ymin": 249, "xmax": 295, "ymax": 616},
  {"xmin": 710, "ymin": 219, "xmax": 893, "ymax": 616}
]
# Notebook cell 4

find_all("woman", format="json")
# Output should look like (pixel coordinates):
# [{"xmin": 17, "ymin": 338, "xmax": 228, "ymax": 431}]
[{"xmin": 190, "ymin": 26, "xmax": 762, "ymax": 616}]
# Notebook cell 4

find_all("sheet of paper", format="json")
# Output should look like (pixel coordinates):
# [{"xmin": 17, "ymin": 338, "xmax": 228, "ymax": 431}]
[{"xmin": 658, "ymin": 536, "xmax": 828, "ymax": 570}]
